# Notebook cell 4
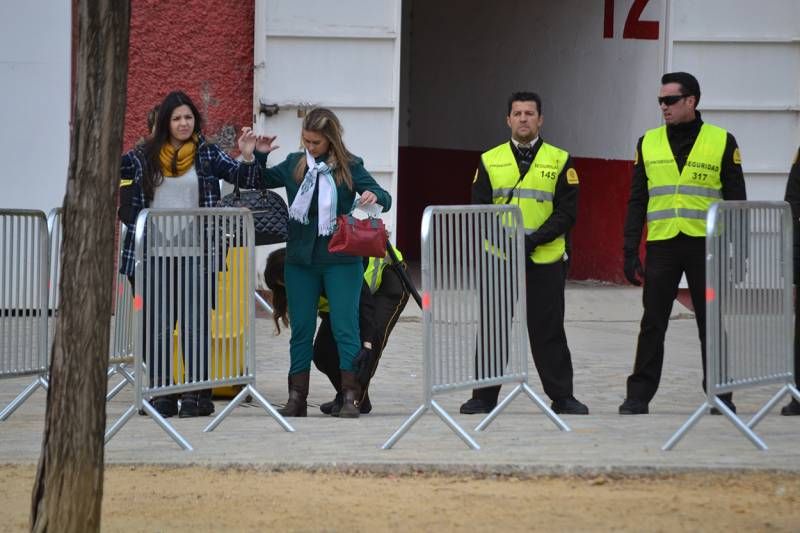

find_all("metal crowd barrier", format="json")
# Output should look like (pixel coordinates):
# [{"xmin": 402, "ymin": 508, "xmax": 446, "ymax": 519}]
[
  {"xmin": 105, "ymin": 208, "xmax": 293, "ymax": 450},
  {"xmin": 106, "ymin": 222, "xmax": 137, "ymax": 400},
  {"xmin": 383, "ymin": 205, "xmax": 569, "ymax": 450},
  {"xmin": 0, "ymin": 210, "xmax": 50, "ymax": 420},
  {"xmin": 664, "ymin": 201, "xmax": 799, "ymax": 451}
]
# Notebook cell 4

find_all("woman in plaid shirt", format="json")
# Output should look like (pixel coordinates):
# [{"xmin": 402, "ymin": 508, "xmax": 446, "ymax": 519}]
[{"xmin": 118, "ymin": 91, "xmax": 262, "ymax": 419}]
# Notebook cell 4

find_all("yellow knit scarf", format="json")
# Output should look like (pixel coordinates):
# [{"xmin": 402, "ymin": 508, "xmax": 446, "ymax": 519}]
[{"xmin": 159, "ymin": 134, "xmax": 198, "ymax": 176}]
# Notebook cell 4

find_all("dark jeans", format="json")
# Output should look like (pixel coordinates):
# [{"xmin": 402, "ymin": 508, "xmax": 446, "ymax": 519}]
[{"xmin": 129, "ymin": 256, "xmax": 212, "ymax": 389}]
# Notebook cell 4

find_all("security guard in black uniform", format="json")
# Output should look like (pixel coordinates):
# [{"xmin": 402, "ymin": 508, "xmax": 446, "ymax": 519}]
[
  {"xmin": 782, "ymin": 146, "xmax": 800, "ymax": 416},
  {"xmin": 459, "ymin": 91, "xmax": 589, "ymax": 415},
  {"xmin": 619, "ymin": 72, "xmax": 746, "ymax": 415}
]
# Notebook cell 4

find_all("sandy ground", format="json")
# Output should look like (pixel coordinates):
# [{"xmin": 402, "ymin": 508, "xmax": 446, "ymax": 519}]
[{"xmin": 1, "ymin": 466, "xmax": 799, "ymax": 532}]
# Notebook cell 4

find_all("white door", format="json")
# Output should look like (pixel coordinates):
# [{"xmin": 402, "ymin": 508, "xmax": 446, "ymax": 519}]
[
  {"xmin": 253, "ymin": 0, "xmax": 402, "ymax": 233},
  {"xmin": 665, "ymin": 0, "xmax": 800, "ymax": 199}
]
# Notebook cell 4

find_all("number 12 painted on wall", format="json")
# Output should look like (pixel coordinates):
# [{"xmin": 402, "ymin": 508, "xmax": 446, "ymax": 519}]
[{"xmin": 604, "ymin": 0, "xmax": 659, "ymax": 40}]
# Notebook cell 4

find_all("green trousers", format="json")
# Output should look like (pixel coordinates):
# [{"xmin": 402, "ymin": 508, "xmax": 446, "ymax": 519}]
[{"xmin": 285, "ymin": 261, "xmax": 363, "ymax": 375}]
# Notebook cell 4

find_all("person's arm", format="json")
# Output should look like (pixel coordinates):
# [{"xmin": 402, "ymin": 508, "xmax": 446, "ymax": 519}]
[
  {"xmin": 471, "ymin": 158, "xmax": 493, "ymax": 205},
  {"xmin": 784, "ymin": 147, "xmax": 800, "ymax": 282},
  {"xmin": 351, "ymin": 157, "xmax": 392, "ymax": 212},
  {"xmin": 118, "ymin": 150, "xmax": 144, "ymax": 226},
  {"xmin": 720, "ymin": 133, "xmax": 746, "ymax": 201},
  {"xmin": 254, "ymin": 150, "xmax": 297, "ymax": 189},
  {"xmin": 622, "ymin": 138, "xmax": 647, "ymax": 256},
  {"xmin": 525, "ymin": 155, "xmax": 578, "ymax": 249},
  {"xmin": 210, "ymin": 129, "xmax": 263, "ymax": 188}
]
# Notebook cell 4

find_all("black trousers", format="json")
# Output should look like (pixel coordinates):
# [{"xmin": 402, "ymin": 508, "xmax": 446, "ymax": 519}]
[
  {"xmin": 626, "ymin": 234, "xmax": 732, "ymax": 403},
  {"xmin": 313, "ymin": 265, "xmax": 410, "ymax": 401},
  {"xmin": 474, "ymin": 259, "xmax": 575, "ymax": 404}
]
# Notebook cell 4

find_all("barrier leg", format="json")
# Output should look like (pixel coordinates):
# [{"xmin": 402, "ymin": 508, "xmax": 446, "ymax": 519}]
[
  {"xmin": 203, "ymin": 384, "xmax": 294, "ymax": 433},
  {"xmin": 711, "ymin": 397, "xmax": 767, "ymax": 451},
  {"xmin": 475, "ymin": 383, "xmax": 523, "ymax": 431},
  {"xmin": 0, "ymin": 377, "xmax": 46, "ymax": 421},
  {"xmin": 255, "ymin": 291, "xmax": 273, "ymax": 314},
  {"xmin": 663, "ymin": 402, "xmax": 709, "ymax": 451},
  {"xmin": 748, "ymin": 385, "xmax": 790, "ymax": 429},
  {"xmin": 381, "ymin": 404, "xmax": 428, "ymax": 450},
  {"xmin": 430, "ymin": 400, "xmax": 480, "ymax": 450},
  {"xmin": 104, "ymin": 404, "xmax": 138, "ymax": 444},
  {"xmin": 106, "ymin": 365, "xmax": 136, "ymax": 401},
  {"xmin": 522, "ymin": 382, "xmax": 571, "ymax": 432}
]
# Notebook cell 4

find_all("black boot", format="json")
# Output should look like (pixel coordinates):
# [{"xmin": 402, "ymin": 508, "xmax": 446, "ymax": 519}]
[
  {"xmin": 278, "ymin": 372, "xmax": 310, "ymax": 417},
  {"xmin": 336, "ymin": 371, "xmax": 360, "ymax": 418},
  {"xmin": 320, "ymin": 392, "xmax": 343, "ymax": 415}
]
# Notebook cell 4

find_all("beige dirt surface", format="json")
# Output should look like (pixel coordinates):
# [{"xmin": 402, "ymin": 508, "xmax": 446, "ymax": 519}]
[{"xmin": 1, "ymin": 465, "xmax": 799, "ymax": 532}]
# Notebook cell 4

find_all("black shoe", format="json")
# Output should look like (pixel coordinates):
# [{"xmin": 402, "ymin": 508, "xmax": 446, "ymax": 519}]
[
  {"xmin": 179, "ymin": 393, "xmax": 199, "ymax": 418},
  {"xmin": 459, "ymin": 397, "xmax": 496, "ymax": 414},
  {"xmin": 151, "ymin": 396, "xmax": 178, "ymax": 418},
  {"xmin": 618, "ymin": 398, "xmax": 648, "ymax": 415},
  {"xmin": 359, "ymin": 394, "xmax": 372, "ymax": 414},
  {"xmin": 320, "ymin": 393, "xmax": 343, "ymax": 415},
  {"xmin": 551, "ymin": 396, "xmax": 589, "ymax": 415},
  {"xmin": 780, "ymin": 398, "xmax": 800, "ymax": 416},
  {"xmin": 710, "ymin": 397, "xmax": 736, "ymax": 415},
  {"xmin": 197, "ymin": 397, "xmax": 215, "ymax": 416}
]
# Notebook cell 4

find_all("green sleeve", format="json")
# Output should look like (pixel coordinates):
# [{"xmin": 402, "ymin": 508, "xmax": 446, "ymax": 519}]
[
  {"xmin": 351, "ymin": 158, "xmax": 392, "ymax": 212},
  {"xmin": 254, "ymin": 150, "xmax": 296, "ymax": 189}
]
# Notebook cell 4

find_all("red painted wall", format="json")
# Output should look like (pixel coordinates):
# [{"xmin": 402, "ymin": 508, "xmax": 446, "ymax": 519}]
[
  {"xmin": 398, "ymin": 147, "xmax": 634, "ymax": 283},
  {"xmin": 123, "ymin": 0, "xmax": 254, "ymax": 153}
]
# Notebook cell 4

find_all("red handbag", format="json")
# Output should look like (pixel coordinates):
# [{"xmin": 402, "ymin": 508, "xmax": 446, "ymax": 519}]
[{"xmin": 328, "ymin": 214, "xmax": 388, "ymax": 257}]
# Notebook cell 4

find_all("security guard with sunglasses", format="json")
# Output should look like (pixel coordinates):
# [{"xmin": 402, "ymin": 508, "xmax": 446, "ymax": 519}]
[
  {"xmin": 459, "ymin": 91, "xmax": 588, "ymax": 416},
  {"xmin": 619, "ymin": 72, "xmax": 746, "ymax": 415}
]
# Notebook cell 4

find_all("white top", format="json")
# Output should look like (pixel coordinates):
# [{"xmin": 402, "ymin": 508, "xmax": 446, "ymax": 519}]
[
  {"xmin": 151, "ymin": 165, "xmax": 199, "ymax": 209},
  {"xmin": 151, "ymin": 166, "xmax": 200, "ymax": 249}
]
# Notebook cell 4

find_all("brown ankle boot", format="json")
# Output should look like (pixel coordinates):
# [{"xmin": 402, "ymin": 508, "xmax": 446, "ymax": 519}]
[
  {"xmin": 337, "ymin": 371, "xmax": 360, "ymax": 418},
  {"xmin": 278, "ymin": 371, "xmax": 309, "ymax": 417}
]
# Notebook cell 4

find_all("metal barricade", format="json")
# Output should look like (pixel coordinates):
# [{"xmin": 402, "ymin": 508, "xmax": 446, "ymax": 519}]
[
  {"xmin": 105, "ymin": 208, "xmax": 293, "ymax": 450},
  {"xmin": 106, "ymin": 222, "xmax": 137, "ymax": 400},
  {"xmin": 0, "ymin": 210, "xmax": 50, "ymax": 420},
  {"xmin": 383, "ymin": 205, "xmax": 569, "ymax": 450},
  {"xmin": 664, "ymin": 201, "xmax": 799, "ymax": 451}
]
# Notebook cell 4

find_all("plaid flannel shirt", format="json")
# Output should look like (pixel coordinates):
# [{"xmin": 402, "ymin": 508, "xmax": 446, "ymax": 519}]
[{"xmin": 118, "ymin": 136, "xmax": 262, "ymax": 276}]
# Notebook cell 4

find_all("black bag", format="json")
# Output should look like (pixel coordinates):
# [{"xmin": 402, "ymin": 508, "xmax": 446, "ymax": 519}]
[{"xmin": 217, "ymin": 179, "xmax": 288, "ymax": 245}]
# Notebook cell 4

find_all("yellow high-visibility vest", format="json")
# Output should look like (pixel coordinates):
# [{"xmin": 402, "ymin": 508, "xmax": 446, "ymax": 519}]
[
  {"xmin": 482, "ymin": 142, "xmax": 568, "ymax": 263},
  {"xmin": 642, "ymin": 123, "xmax": 726, "ymax": 240}
]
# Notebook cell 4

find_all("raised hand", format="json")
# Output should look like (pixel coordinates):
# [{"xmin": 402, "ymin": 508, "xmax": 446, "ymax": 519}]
[
  {"xmin": 255, "ymin": 135, "xmax": 280, "ymax": 154},
  {"xmin": 238, "ymin": 127, "xmax": 257, "ymax": 161}
]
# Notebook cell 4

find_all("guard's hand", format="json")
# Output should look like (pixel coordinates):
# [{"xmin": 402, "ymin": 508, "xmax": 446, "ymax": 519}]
[
  {"xmin": 352, "ymin": 347, "xmax": 375, "ymax": 387},
  {"xmin": 624, "ymin": 253, "xmax": 644, "ymax": 286},
  {"xmin": 524, "ymin": 235, "xmax": 537, "ymax": 262}
]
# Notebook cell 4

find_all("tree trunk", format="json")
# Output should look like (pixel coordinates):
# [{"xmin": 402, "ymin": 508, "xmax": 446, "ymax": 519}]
[{"xmin": 30, "ymin": 1, "xmax": 130, "ymax": 532}]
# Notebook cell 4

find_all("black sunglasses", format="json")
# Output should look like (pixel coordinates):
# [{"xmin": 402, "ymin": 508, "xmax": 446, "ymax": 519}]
[{"xmin": 658, "ymin": 94, "xmax": 689, "ymax": 106}]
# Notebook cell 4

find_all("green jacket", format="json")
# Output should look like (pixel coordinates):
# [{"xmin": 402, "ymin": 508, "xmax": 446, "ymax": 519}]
[{"xmin": 255, "ymin": 150, "xmax": 391, "ymax": 265}]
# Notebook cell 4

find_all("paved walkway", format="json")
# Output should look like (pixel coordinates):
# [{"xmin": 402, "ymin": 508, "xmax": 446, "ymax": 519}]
[{"xmin": 1, "ymin": 283, "xmax": 798, "ymax": 475}]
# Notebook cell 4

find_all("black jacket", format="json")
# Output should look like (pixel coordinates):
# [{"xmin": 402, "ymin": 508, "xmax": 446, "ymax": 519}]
[{"xmin": 783, "ymin": 147, "xmax": 800, "ymax": 283}]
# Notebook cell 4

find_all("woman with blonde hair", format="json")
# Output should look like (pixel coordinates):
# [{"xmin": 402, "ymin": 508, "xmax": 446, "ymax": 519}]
[{"xmin": 255, "ymin": 108, "xmax": 391, "ymax": 418}]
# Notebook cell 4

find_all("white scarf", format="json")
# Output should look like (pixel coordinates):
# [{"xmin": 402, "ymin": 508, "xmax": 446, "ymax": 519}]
[{"xmin": 288, "ymin": 150, "xmax": 338, "ymax": 236}]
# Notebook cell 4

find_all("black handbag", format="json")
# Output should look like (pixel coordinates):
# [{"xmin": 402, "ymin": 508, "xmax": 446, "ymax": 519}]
[{"xmin": 217, "ymin": 178, "xmax": 288, "ymax": 245}]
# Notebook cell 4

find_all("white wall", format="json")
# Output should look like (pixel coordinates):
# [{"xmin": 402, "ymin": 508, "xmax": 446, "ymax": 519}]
[
  {"xmin": 0, "ymin": 2, "xmax": 71, "ymax": 212},
  {"xmin": 405, "ymin": 0, "xmax": 666, "ymax": 160}
]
